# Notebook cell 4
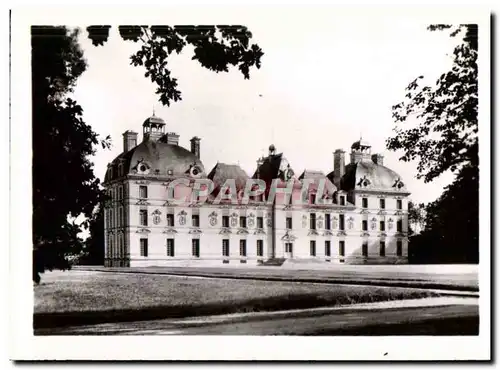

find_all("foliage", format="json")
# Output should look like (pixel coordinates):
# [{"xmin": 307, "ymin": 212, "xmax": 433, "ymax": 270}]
[
  {"xmin": 409, "ymin": 164, "xmax": 478, "ymax": 264},
  {"xmin": 387, "ymin": 24, "xmax": 479, "ymax": 264},
  {"xmin": 32, "ymin": 26, "xmax": 111, "ymax": 283},
  {"xmin": 79, "ymin": 205, "xmax": 105, "ymax": 265},
  {"xmin": 407, "ymin": 201, "xmax": 426, "ymax": 235},
  {"xmin": 87, "ymin": 25, "xmax": 264, "ymax": 106},
  {"xmin": 387, "ymin": 24, "xmax": 478, "ymax": 183},
  {"xmin": 33, "ymin": 25, "xmax": 264, "ymax": 281}
]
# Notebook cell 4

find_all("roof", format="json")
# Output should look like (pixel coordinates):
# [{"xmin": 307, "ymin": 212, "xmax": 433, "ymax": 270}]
[
  {"xmin": 104, "ymin": 140, "xmax": 204, "ymax": 183},
  {"xmin": 351, "ymin": 139, "xmax": 371, "ymax": 150},
  {"xmin": 208, "ymin": 163, "xmax": 249, "ymax": 191},
  {"xmin": 142, "ymin": 114, "xmax": 166, "ymax": 127},
  {"xmin": 299, "ymin": 169, "xmax": 337, "ymax": 196},
  {"xmin": 340, "ymin": 160, "xmax": 407, "ymax": 192}
]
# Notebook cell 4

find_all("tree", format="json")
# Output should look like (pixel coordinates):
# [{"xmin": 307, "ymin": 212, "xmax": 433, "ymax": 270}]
[
  {"xmin": 32, "ymin": 25, "xmax": 263, "ymax": 281},
  {"xmin": 32, "ymin": 26, "xmax": 110, "ymax": 283},
  {"xmin": 86, "ymin": 25, "xmax": 264, "ymax": 106},
  {"xmin": 409, "ymin": 164, "xmax": 478, "ymax": 264},
  {"xmin": 387, "ymin": 24, "xmax": 479, "ymax": 264},
  {"xmin": 79, "ymin": 205, "xmax": 105, "ymax": 265},
  {"xmin": 408, "ymin": 201, "xmax": 426, "ymax": 235},
  {"xmin": 387, "ymin": 24, "xmax": 477, "ymax": 183}
]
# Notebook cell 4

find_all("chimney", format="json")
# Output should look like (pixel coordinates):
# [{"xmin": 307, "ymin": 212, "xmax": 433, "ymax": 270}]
[
  {"xmin": 123, "ymin": 130, "xmax": 138, "ymax": 152},
  {"xmin": 334, "ymin": 149, "xmax": 345, "ymax": 180},
  {"xmin": 164, "ymin": 132, "xmax": 179, "ymax": 146},
  {"xmin": 372, "ymin": 153, "xmax": 384, "ymax": 166},
  {"xmin": 190, "ymin": 136, "xmax": 201, "ymax": 159}
]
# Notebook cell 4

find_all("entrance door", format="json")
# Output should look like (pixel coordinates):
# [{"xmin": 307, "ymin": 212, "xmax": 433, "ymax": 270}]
[{"xmin": 284, "ymin": 243, "xmax": 293, "ymax": 258}]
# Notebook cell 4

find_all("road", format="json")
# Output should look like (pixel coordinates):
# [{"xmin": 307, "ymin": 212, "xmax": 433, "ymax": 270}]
[{"xmin": 36, "ymin": 297, "xmax": 479, "ymax": 336}]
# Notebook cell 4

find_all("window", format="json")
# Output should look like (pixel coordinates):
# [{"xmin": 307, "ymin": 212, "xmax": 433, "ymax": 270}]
[
  {"xmin": 380, "ymin": 221, "xmax": 385, "ymax": 231},
  {"xmin": 167, "ymin": 213, "xmax": 174, "ymax": 227},
  {"xmin": 285, "ymin": 243, "xmax": 293, "ymax": 253},
  {"xmin": 380, "ymin": 241, "xmax": 386, "ymax": 257},
  {"xmin": 257, "ymin": 240, "xmax": 264, "ymax": 257},
  {"xmin": 325, "ymin": 214, "xmax": 331, "ymax": 230},
  {"xmin": 239, "ymin": 216, "xmax": 247, "ymax": 228},
  {"xmin": 222, "ymin": 216, "xmax": 230, "ymax": 228},
  {"xmin": 397, "ymin": 219, "xmax": 403, "ymax": 232},
  {"xmin": 286, "ymin": 217, "xmax": 293, "ymax": 229},
  {"xmin": 362, "ymin": 220, "xmax": 368, "ymax": 231},
  {"xmin": 380, "ymin": 198, "xmax": 386, "ymax": 209},
  {"xmin": 397, "ymin": 240, "xmax": 403, "ymax": 256},
  {"xmin": 397, "ymin": 199, "xmax": 403, "ymax": 210},
  {"xmin": 340, "ymin": 196, "xmax": 346, "ymax": 206},
  {"xmin": 362, "ymin": 197, "xmax": 368, "ymax": 208},
  {"xmin": 310, "ymin": 240, "xmax": 316, "ymax": 256},
  {"xmin": 310, "ymin": 194, "xmax": 316, "ymax": 205},
  {"xmin": 257, "ymin": 217, "xmax": 264, "ymax": 229},
  {"xmin": 339, "ymin": 241, "xmax": 345, "ymax": 256},
  {"xmin": 139, "ymin": 210, "xmax": 148, "ymax": 226},
  {"xmin": 310, "ymin": 213, "xmax": 316, "ymax": 230},
  {"xmin": 240, "ymin": 240, "xmax": 247, "ymax": 256},
  {"xmin": 325, "ymin": 241, "xmax": 331, "ymax": 257},
  {"xmin": 119, "ymin": 207, "xmax": 123, "ymax": 226},
  {"xmin": 139, "ymin": 185, "xmax": 148, "ymax": 199},
  {"xmin": 167, "ymin": 239, "xmax": 175, "ymax": 257},
  {"xmin": 222, "ymin": 239, "xmax": 230, "ymax": 257},
  {"xmin": 140, "ymin": 238, "xmax": 148, "ymax": 257},
  {"xmin": 192, "ymin": 214, "xmax": 200, "ymax": 227},
  {"xmin": 362, "ymin": 242, "xmax": 368, "ymax": 257},
  {"xmin": 192, "ymin": 239, "xmax": 200, "ymax": 257},
  {"xmin": 339, "ymin": 214, "xmax": 345, "ymax": 231}
]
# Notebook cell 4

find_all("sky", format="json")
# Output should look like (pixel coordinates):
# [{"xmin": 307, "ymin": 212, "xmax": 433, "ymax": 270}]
[{"xmin": 71, "ymin": 11, "xmax": 461, "ymax": 206}]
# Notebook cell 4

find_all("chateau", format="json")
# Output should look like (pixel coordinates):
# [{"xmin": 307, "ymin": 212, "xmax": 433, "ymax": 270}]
[{"xmin": 103, "ymin": 114, "xmax": 410, "ymax": 267}]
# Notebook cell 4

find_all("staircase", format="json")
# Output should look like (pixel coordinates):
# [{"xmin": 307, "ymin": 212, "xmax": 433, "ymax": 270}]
[{"xmin": 258, "ymin": 258, "xmax": 287, "ymax": 266}]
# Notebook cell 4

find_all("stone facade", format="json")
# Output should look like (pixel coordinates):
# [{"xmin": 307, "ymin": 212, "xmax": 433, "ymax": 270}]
[{"xmin": 103, "ymin": 115, "xmax": 410, "ymax": 267}]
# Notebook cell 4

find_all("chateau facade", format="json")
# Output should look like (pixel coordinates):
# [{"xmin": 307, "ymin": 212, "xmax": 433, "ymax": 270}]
[{"xmin": 103, "ymin": 114, "xmax": 410, "ymax": 267}]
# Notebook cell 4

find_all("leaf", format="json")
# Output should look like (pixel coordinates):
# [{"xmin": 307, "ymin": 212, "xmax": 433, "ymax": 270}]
[
  {"xmin": 118, "ymin": 25, "xmax": 146, "ymax": 42},
  {"xmin": 86, "ymin": 25, "xmax": 111, "ymax": 46}
]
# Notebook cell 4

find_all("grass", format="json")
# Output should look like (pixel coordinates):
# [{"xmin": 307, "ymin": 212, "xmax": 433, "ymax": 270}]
[
  {"xmin": 79, "ymin": 265, "xmax": 479, "ymax": 291},
  {"xmin": 34, "ymin": 270, "xmax": 440, "ymax": 329}
]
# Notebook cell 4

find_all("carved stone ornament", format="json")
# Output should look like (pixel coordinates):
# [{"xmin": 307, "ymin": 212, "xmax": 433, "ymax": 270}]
[
  {"xmin": 392, "ymin": 178, "xmax": 405, "ymax": 189},
  {"xmin": 209, "ymin": 211, "xmax": 218, "ymax": 226},
  {"xmin": 357, "ymin": 175, "xmax": 371, "ymax": 187},
  {"xmin": 332, "ymin": 216, "xmax": 338, "ymax": 230},
  {"xmin": 281, "ymin": 230, "xmax": 297, "ymax": 242}
]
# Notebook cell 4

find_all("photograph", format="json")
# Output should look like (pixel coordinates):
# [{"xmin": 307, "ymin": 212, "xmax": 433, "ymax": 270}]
[{"xmin": 8, "ymin": 4, "xmax": 491, "ymax": 361}]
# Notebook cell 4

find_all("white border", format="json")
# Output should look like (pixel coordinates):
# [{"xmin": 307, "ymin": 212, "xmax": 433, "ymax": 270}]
[{"xmin": 8, "ymin": 5, "xmax": 491, "ymax": 361}]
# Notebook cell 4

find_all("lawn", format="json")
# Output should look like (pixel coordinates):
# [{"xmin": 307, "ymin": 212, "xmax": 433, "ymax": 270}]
[{"xmin": 34, "ymin": 270, "xmax": 440, "ymax": 329}]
